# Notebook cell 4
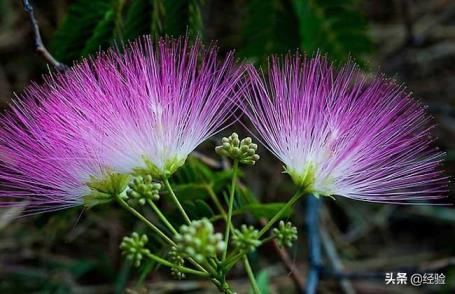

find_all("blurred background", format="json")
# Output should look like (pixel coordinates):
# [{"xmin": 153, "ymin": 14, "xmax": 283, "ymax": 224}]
[{"xmin": 0, "ymin": 0, "xmax": 454, "ymax": 293}]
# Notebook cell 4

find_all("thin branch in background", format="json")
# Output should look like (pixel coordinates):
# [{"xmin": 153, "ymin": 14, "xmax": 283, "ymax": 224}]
[
  {"xmin": 22, "ymin": 0, "xmax": 68, "ymax": 72},
  {"xmin": 259, "ymin": 218, "xmax": 306, "ymax": 293},
  {"xmin": 191, "ymin": 151, "xmax": 224, "ymax": 169},
  {"xmin": 271, "ymin": 239, "xmax": 306, "ymax": 293},
  {"xmin": 320, "ymin": 221, "xmax": 356, "ymax": 294},
  {"xmin": 399, "ymin": 0, "xmax": 416, "ymax": 45}
]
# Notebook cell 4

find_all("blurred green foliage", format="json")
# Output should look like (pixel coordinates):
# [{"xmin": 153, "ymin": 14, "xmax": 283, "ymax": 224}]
[
  {"xmin": 293, "ymin": 0, "xmax": 372, "ymax": 62},
  {"xmin": 50, "ymin": 0, "xmax": 371, "ymax": 64},
  {"xmin": 50, "ymin": 0, "xmax": 205, "ymax": 63}
]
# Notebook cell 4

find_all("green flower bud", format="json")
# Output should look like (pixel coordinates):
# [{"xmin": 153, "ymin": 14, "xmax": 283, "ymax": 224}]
[
  {"xmin": 232, "ymin": 224, "xmax": 261, "ymax": 252},
  {"xmin": 173, "ymin": 218, "xmax": 225, "ymax": 262},
  {"xmin": 241, "ymin": 137, "xmax": 252, "ymax": 145},
  {"xmin": 272, "ymin": 221, "xmax": 298, "ymax": 248},
  {"xmin": 215, "ymin": 133, "xmax": 260, "ymax": 165},
  {"xmin": 169, "ymin": 246, "xmax": 186, "ymax": 279},
  {"xmin": 120, "ymin": 232, "xmax": 150, "ymax": 267},
  {"xmin": 125, "ymin": 175, "xmax": 161, "ymax": 205}
]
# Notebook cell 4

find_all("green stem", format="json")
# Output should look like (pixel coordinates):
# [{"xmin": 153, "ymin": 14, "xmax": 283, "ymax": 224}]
[
  {"xmin": 243, "ymin": 255, "xmax": 260, "ymax": 294},
  {"xmin": 222, "ymin": 159, "xmax": 239, "ymax": 260},
  {"xmin": 116, "ymin": 195, "xmax": 207, "ymax": 274},
  {"xmin": 258, "ymin": 189, "xmax": 305, "ymax": 238},
  {"xmin": 147, "ymin": 199, "xmax": 178, "ymax": 235},
  {"xmin": 223, "ymin": 235, "xmax": 278, "ymax": 271},
  {"xmin": 207, "ymin": 185, "xmax": 227, "ymax": 218},
  {"xmin": 115, "ymin": 195, "xmax": 174, "ymax": 245},
  {"xmin": 224, "ymin": 251, "xmax": 244, "ymax": 271},
  {"xmin": 163, "ymin": 178, "xmax": 191, "ymax": 225},
  {"xmin": 261, "ymin": 235, "xmax": 275, "ymax": 244},
  {"xmin": 144, "ymin": 251, "xmax": 209, "ymax": 278}
]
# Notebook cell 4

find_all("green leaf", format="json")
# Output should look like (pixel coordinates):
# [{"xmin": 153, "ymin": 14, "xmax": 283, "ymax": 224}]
[
  {"xmin": 169, "ymin": 183, "xmax": 209, "ymax": 201},
  {"xmin": 241, "ymin": 0, "xmax": 299, "ymax": 63},
  {"xmin": 151, "ymin": 0, "xmax": 165, "ymax": 38},
  {"xmin": 243, "ymin": 202, "xmax": 292, "ymax": 219},
  {"xmin": 115, "ymin": 261, "xmax": 131, "ymax": 294},
  {"xmin": 163, "ymin": 0, "xmax": 204, "ymax": 37},
  {"xmin": 51, "ymin": 0, "xmax": 205, "ymax": 63},
  {"xmin": 50, "ymin": 0, "xmax": 117, "ymax": 62},
  {"xmin": 292, "ymin": 0, "xmax": 372, "ymax": 63},
  {"xmin": 185, "ymin": 199, "xmax": 214, "ymax": 219},
  {"xmin": 123, "ymin": 0, "xmax": 153, "ymax": 41},
  {"xmin": 171, "ymin": 156, "xmax": 234, "ymax": 199},
  {"xmin": 174, "ymin": 156, "xmax": 213, "ymax": 183},
  {"xmin": 212, "ymin": 170, "xmax": 235, "ymax": 193},
  {"xmin": 255, "ymin": 270, "xmax": 270, "ymax": 294},
  {"xmin": 68, "ymin": 260, "xmax": 95, "ymax": 277},
  {"xmin": 211, "ymin": 202, "xmax": 292, "ymax": 221},
  {"xmin": 235, "ymin": 185, "xmax": 259, "ymax": 208},
  {"xmin": 188, "ymin": 0, "xmax": 204, "ymax": 37},
  {"xmin": 81, "ymin": 9, "xmax": 116, "ymax": 56}
]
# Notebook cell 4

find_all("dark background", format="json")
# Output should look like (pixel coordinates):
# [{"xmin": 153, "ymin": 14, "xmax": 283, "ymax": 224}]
[{"xmin": 0, "ymin": 0, "xmax": 454, "ymax": 293}]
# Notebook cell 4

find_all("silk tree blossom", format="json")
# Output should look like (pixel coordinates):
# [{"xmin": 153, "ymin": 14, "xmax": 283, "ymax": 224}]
[
  {"xmin": 94, "ymin": 38, "xmax": 244, "ymax": 177},
  {"xmin": 242, "ymin": 55, "xmax": 447, "ymax": 203},
  {"xmin": 0, "ymin": 36, "xmax": 243, "ymax": 212}
]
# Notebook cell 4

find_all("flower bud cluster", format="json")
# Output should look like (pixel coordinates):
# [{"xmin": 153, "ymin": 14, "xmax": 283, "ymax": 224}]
[
  {"xmin": 232, "ymin": 224, "xmax": 261, "ymax": 252},
  {"xmin": 215, "ymin": 133, "xmax": 260, "ymax": 165},
  {"xmin": 168, "ymin": 247, "xmax": 186, "ymax": 279},
  {"xmin": 174, "ymin": 218, "xmax": 225, "ymax": 263},
  {"xmin": 120, "ymin": 232, "xmax": 150, "ymax": 267},
  {"xmin": 272, "ymin": 221, "xmax": 298, "ymax": 248},
  {"xmin": 125, "ymin": 175, "xmax": 161, "ymax": 205}
]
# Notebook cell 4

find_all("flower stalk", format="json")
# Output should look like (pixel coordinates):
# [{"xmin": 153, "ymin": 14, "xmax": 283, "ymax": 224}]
[
  {"xmin": 163, "ymin": 177, "xmax": 191, "ymax": 225},
  {"xmin": 115, "ymin": 194, "xmax": 174, "ymax": 245},
  {"xmin": 144, "ymin": 251, "xmax": 210, "ymax": 278},
  {"xmin": 222, "ymin": 159, "xmax": 239, "ymax": 260},
  {"xmin": 147, "ymin": 199, "xmax": 178, "ymax": 235},
  {"xmin": 243, "ymin": 255, "xmax": 260, "ymax": 294},
  {"xmin": 258, "ymin": 188, "xmax": 306, "ymax": 238}
]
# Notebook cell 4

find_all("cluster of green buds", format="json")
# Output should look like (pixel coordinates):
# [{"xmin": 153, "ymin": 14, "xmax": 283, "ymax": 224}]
[
  {"xmin": 120, "ymin": 232, "xmax": 150, "ymax": 267},
  {"xmin": 168, "ymin": 247, "xmax": 186, "ymax": 279},
  {"xmin": 232, "ymin": 225, "xmax": 261, "ymax": 252},
  {"xmin": 272, "ymin": 221, "xmax": 298, "ymax": 248},
  {"xmin": 215, "ymin": 133, "xmax": 260, "ymax": 165},
  {"xmin": 173, "ymin": 218, "xmax": 225, "ymax": 263},
  {"xmin": 125, "ymin": 175, "xmax": 161, "ymax": 205}
]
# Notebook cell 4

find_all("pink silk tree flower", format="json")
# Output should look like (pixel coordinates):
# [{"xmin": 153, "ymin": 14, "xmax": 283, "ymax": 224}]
[
  {"xmin": 242, "ymin": 55, "xmax": 447, "ymax": 203},
  {"xmin": 0, "ymin": 37, "xmax": 243, "ymax": 212}
]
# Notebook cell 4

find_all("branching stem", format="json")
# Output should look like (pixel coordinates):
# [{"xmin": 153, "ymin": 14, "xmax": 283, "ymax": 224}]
[
  {"xmin": 116, "ymin": 195, "xmax": 174, "ymax": 245},
  {"xmin": 22, "ymin": 0, "xmax": 68, "ymax": 72},
  {"xmin": 144, "ymin": 251, "xmax": 209, "ymax": 278}
]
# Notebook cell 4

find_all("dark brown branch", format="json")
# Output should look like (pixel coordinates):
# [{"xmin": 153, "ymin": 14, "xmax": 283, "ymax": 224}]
[
  {"xmin": 191, "ymin": 151, "xmax": 224, "ymax": 169},
  {"xmin": 22, "ymin": 0, "xmax": 68, "ymax": 72},
  {"xmin": 271, "ymin": 239, "xmax": 306, "ymax": 293},
  {"xmin": 260, "ymin": 219, "xmax": 306, "ymax": 293}
]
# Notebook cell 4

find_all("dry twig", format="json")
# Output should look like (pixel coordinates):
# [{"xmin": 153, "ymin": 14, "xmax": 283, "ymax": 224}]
[{"xmin": 22, "ymin": 0, "xmax": 68, "ymax": 72}]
